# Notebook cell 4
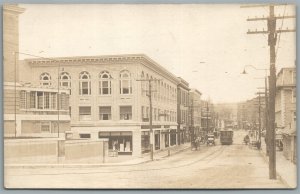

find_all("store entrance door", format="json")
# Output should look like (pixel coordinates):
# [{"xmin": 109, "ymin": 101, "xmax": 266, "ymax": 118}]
[{"xmin": 155, "ymin": 133, "xmax": 160, "ymax": 150}]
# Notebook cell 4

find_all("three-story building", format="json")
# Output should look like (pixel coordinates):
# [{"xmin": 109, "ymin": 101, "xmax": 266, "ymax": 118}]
[
  {"xmin": 21, "ymin": 54, "xmax": 179, "ymax": 157},
  {"xmin": 177, "ymin": 77, "xmax": 190, "ymax": 144}
]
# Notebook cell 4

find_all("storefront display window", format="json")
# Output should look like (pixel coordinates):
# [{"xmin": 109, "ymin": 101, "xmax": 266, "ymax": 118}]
[
  {"xmin": 141, "ymin": 131, "xmax": 150, "ymax": 153},
  {"xmin": 99, "ymin": 131, "xmax": 132, "ymax": 155}
]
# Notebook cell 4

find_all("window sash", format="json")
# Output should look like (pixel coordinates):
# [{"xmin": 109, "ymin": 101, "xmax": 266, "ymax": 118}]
[
  {"xmin": 79, "ymin": 107, "xmax": 91, "ymax": 121},
  {"xmin": 99, "ymin": 106, "xmax": 111, "ymax": 120},
  {"xmin": 99, "ymin": 80, "xmax": 111, "ymax": 95},
  {"xmin": 41, "ymin": 122, "xmax": 51, "ymax": 133},
  {"xmin": 79, "ymin": 107, "xmax": 91, "ymax": 115},
  {"xmin": 99, "ymin": 113, "xmax": 111, "ymax": 120},
  {"xmin": 120, "ymin": 80, "xmax": 132, "ymax": 94},
  {"xmin": 20, "ymin": 91, "xmax": 26, "ymax": 109},
  {"xmin": 120, "ymin": 106, "xmax": 132, "ymax": 120},
  {"xmin": 80, "ymin": 81, "xmax": 90, "ymax": 95}
]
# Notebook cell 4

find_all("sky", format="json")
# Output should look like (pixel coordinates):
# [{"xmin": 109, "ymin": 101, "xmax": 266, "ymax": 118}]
[{"xmin": 18, "ymin": 4, "xmax": 296, "ymax": 103}]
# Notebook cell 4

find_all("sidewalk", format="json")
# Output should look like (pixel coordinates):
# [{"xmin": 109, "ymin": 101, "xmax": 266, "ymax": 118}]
[
  {"xmin": 5, "ymin": 143, "xmax": 191, "ymax": 168},
  {"xmin": 259, "ymin": 141, "xmax": 297, "ymax": 188}
]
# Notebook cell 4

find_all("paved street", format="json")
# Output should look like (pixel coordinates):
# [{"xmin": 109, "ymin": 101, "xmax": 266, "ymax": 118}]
[{"xmin": 5, "ymin": 130, "xmax": 287, "ymax": 189}]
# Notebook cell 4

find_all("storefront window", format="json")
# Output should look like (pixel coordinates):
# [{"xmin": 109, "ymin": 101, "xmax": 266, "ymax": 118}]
[
  {"xmin": 170, "ymin": 129, "xmax": 177, "ymax": 146},
  {"xmin": 141, "ymin": 131, "xmax": 150, "ymax": 153},
  {"xmin": 99, "ymin": 131, "xmax": 133, "ymax": 154}
]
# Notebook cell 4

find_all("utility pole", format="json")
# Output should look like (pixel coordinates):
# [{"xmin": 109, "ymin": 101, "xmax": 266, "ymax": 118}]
[
  {"xmin": 185, "ymin": 97, "xmax": 202, "ymax": 150},
  {"xmin": 206, "ymin": 101, "xmax": 209, "ymax": 133},
  {"xmin": 265, "ymin": 77, "xmax": 269, "ymax": 156},
  {"xmin": 190, "ymin": 98, "xmax": 195, "ymax": 149},
  {"xmin": 136, "ymin": 78, "xmax": 161, "ymax": 161},
  {"xmin": 242, "ymin": 3, "xmax": 295, "ymax": 179}
]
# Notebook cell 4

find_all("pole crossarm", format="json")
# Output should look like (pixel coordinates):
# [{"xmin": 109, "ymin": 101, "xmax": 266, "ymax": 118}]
[
  {"xmin": 247, "ymin": 29, "xmax": 295, "ymax": 34},
  {"xmin": 240, "ymin": 4, "xmax": 289, "ymax": 8},
  {"xmin": 244, "ymin": 65, "xmax": 268, "ymax": 71},
  {"xmin": 247, "ymin": 15, "xmax": 295, "ymax": 21}
]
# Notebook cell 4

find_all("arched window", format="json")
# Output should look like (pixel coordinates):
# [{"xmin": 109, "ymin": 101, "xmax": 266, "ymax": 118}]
[
  {"xmin": 120, "ymin": 70, "xmax": 132, "ymax": 94},
  {"xmin": 60, "ymin": 72, "xmax": 71, "ymax": 88},
  {"xmin": 79, "ymin": 71, "xmax": 91, "ymax": 95},
  {"xmin": 99, "ymin": 71, "xmax": 112, "ymax": 95},
  {"xmin": 40, "ymin": 72, "xmax": 51, "ymax": 86}
]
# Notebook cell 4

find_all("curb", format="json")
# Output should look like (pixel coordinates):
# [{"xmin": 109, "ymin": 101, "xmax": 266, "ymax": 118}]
[
  {"xmin": 258, "ymin": 149, "xmax": 292, "ymax": 188},
  {"xmin": 5, "ymin": 146, "xmax": 191, "ymax": 169},
  {"xmin": 161, "ymin": 146, "xmax": 191, "ymax": 158}
]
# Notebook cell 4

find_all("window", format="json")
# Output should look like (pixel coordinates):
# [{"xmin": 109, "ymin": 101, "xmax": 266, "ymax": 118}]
[
  {"xmin": 292, "ymin": 71, "xmax": 296, "ymax": 84},
  {"xmin": 51, "ymin": 93, "xmax": 57, "ymax": 109},
  {"xmin": 142, "ymin": 106, "xmax": 145, "ymax": 118},
  {"xmin": 44, "ymin": 92, "xmax": 50, "ymax": 109},
  {"xmin": 26, "ymin": 91, "xmax": 59, "ymax": 110},
  {"xmin": 120, "ymin": 106, "xmax": 132, "ymax": 120},
  {"xmin": 99, "ymin": 71, "xmax": 112, "ymax": 95},
  {"xmin": 146, "ymin": 107, "xmax": 149, "ymax": 118},
  {"xmin": 120, "ymin": 70, "xmax": 132, "ymax": 94},
  {"xmin": 20, "ymin": 91, "xmax": 26, "ymax": 109},
  {"xmin": 79, "ymin": 71, "xmax": 91, "ymax": 95},
  {"xmin": 37, "ymin": 92, "xmax": 44, "ymax": 109},
  {"xmin": 30, "ymin": 92, "xmax": 36, "ymax": 108},
  {"xmin": 79, "ymin": 106, "xmax": 91, "ymax": 121},
  {"xmin": 60, "ymin": 72, "xmax": 71, "ymax": 88},
  {"xmin": 292, "ymin": 89, "xmax": 296, "ymax": 103},
  {"xmin": 79, "ymin": 134, "xmax": 91, "ymax": 138},
  {"xmin": 41, "ymin": 121, "xmax": 51, "ymax": 133},
  {"xmin": 99, "ymin": 106, "xmax": 111, "ymax": 120},
  {"xmin": 40, "ymin": 72, "xmax": 51, "ymax": 86}
]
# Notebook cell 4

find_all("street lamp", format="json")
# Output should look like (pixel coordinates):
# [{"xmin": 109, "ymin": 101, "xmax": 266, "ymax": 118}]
[
  {"xmin": 241, "ymin": 65, "xmax": 270, "ymax": 154},
  {"xmin": 241, "ymin": 65, "xmax": 268, "ymax": 75}
]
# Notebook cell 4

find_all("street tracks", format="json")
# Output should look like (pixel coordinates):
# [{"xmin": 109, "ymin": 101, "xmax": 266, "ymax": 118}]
[{"xmin": 10, "ymin": 145, "xmax": 227, "ymax": 176}]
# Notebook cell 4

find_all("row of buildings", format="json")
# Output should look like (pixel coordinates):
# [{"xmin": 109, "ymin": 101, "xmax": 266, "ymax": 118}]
[
  {"xmin": 3, "ymin": 5, "xmax": 216, "ymax": 157},
  {"xmin": 237, "ymin": 67, "xmax": 296, "ymax": 133},
  {"xmin": 237, "ymin": 67, "xmax": 296, "ymax": 163}
]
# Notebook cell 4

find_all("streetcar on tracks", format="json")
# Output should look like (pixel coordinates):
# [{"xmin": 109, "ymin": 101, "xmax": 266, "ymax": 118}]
[{"xmin": 220, "ymin": 129, "xmax": 234, "ymax": 145}]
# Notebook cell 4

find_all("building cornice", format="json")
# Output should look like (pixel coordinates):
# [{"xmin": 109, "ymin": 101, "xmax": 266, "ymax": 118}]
[
  {"xmin": 25, "ymin": 54, "xmax": 180, "ymax": 84},
  {"xmin": 4, "ymin": 4, "xmax": 25, "ymax": 15}
]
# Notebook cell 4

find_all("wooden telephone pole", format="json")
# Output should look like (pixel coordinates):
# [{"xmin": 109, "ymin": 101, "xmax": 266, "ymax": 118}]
[
  {"xmin": 136, "ymin": 78, "xmax": 161, "ymax": 161},
  {"xmin": 242, "ymin": 3, "xmax": 295, "ymax": 179}
]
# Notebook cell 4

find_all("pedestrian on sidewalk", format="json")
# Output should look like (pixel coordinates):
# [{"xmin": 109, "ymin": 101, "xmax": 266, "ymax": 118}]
[{"xmin": 195, "ymin": 137, "xmax": 201, "ymax": 151}]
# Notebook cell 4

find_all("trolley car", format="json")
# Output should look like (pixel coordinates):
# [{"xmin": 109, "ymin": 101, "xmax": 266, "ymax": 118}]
[{"xmin": 220, "ymin": 130, "xmax": 233, "ymax": 145}]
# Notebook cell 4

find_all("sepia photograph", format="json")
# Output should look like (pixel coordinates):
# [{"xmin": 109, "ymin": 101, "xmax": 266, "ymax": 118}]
[{"xmin": 3, "ymin": 3, "xmax": 296, "ymax": 189}]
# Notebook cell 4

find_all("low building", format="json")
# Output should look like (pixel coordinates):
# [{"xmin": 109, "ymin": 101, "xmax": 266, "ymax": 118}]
[
  {"xmin": 4, "ymin": 82, "xmax": 70, "ymax": 138},
  {"xmin": 3, "ymin": 4, "xmax": 70, "ymax": 138}
]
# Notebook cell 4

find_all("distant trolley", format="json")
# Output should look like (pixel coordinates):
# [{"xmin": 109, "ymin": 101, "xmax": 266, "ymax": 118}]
[{"xmin": 220, "ymin": 130, "xmax": 233, "ymax": 145}]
